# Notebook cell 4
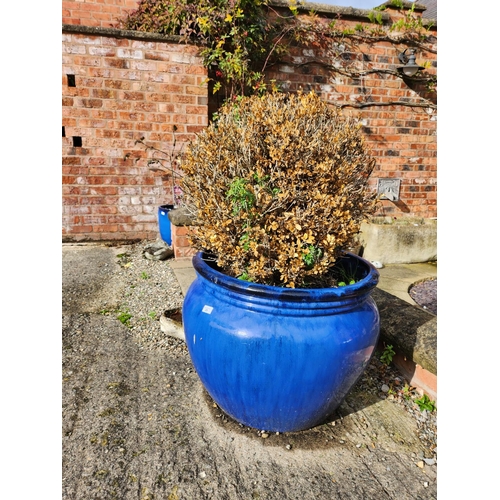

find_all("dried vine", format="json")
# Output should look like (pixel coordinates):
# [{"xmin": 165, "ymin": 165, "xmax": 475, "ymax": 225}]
[{"xmin": 266, "ymin": 1, "xmax": 437, "ymax": 109}]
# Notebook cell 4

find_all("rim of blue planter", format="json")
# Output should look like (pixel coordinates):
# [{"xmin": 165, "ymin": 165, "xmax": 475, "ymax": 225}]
[
  {"xmin": 192, "ymin": 251, "xmax": 379, "ymax": 302},
  {"xmin": 159, "ymin": 204, "xmax": 175, "ymax": 211}
]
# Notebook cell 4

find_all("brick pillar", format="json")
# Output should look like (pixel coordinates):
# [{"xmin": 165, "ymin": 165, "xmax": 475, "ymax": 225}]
[{"xmin": 171, "ymin": 225, "xmax": 197, "ymax": 259}]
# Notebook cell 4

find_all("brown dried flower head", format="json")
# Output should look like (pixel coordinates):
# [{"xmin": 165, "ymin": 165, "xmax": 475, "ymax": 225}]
[{"xmin": 180, "ymin": 91, "xmax": 377, "ymax": 287}]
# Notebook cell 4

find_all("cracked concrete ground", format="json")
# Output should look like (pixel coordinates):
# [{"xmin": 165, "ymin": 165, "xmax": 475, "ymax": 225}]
[{"xmin": 62, "ymin": 244, "xmax": 436, "ymax": 499}]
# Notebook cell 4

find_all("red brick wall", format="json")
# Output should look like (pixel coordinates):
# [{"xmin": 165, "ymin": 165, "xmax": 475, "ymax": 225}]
[
  {"xmin": 62, "ymin": 1, "xmax": 437, "ymax": 244},
  {"xmin": 171, "ymin": 225, "xmax": 197, "ymax": 259},
  {"xmin": 264, "ymin": 5, "xmax": 437, "ymax": 219},
  {"xmin": 62, "ymin": 28, "xmax": 207, "ymax": 241},
  {"xmin": 63, "ymin": 0, "xmax": 138, "ymax": 28}
]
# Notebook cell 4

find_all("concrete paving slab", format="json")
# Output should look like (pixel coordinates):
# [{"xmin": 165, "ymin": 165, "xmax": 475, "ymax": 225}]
[
  {"xmin": 169, "ymin": 257, "xmax": 197, "ymax": 296},
  {"xmin": 377, "ymin": 263, "xmax": 436, "ymax": 305}
]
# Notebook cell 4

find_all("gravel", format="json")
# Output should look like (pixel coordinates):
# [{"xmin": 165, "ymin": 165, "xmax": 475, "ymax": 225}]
[
  {"xmin": 358, "ymin": 356, "xmax": 438, "ymax": 457},
  {"xmin": 409, "ymin": 277, "xmax": 437, "ymax": 315},
  {"xmin": 108, "ymin": 241, "xmax": 436, "ymax": 457},
  {"xmin": 110, "ymin": 240, "xmax": 188, "ymax": 355}
]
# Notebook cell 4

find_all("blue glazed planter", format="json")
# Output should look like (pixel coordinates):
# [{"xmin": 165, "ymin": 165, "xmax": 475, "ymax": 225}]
[
  {"xmin": 183, "ymin": 251, "xmax": 380, "ymax": 432},
  {"xmin": 158, "ymin": 204, "xmax": 174, "ymax": 246}
]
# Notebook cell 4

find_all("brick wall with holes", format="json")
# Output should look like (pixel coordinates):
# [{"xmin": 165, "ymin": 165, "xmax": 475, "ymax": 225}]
[
  {"xmin": 62, "ymin": 1, "xmax": 437, "ymax": 247},
  {"xmin": 62, "ymin": 27, "xmax": 207, "ymax": 242}
]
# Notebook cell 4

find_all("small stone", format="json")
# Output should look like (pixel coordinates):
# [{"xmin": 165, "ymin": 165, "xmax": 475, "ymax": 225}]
[
  {"xmin": 286, "ymin": 444, "xmax": 292, "ymax": 450},
  {"xmin": 199, "ymin": 471, "xmax": 206, "ymax": 479},
  {"xmin": 424, "ymin": 482, "xmax": 429, "ymax": 487},
  {"xmin": 417, "ymin": 461, "xmax": 425, "ymax": 468},
  {"xmin": 381, "ymin": 384, "xmax": 390, "ymax": 393},
  {"xmin": 261, "ymin": 433, "xmax": 269, "ymax": 439},
  {"xmin": 371, "ymin": 261, "xmax": 384, "ymax": 269},
  {"xmin": 168, "ymin": 206, "xmax": 196, "ymax": 226},
  {"xmin": 143, "ymin": 243, "xmax": 174, "ymax": 261},
  {"xmin": 423, "ymin": 458, "xmax": 436, "ymax": 466}
]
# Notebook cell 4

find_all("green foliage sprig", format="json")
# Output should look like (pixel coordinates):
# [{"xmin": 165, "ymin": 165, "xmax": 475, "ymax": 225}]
[
  {"xmin": 389, "ymin": 1, "xmax": 433, "ymax": 34},
  {"xmin": 380, "ymin": 344, "xmax": 396, "ymax": 365},
  {"xmin": 414, "ymin": 394, "xmax": 437, "ymax": 412}
]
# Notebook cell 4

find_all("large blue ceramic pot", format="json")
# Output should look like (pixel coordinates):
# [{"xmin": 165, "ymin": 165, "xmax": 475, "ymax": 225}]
[{"xmin": 183, "ymin": 251, "xmax": 380, "ymax": 432}]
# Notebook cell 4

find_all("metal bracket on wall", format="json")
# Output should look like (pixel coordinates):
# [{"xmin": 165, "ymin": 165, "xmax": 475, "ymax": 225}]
[{"xmin": 377, "ymin": 179, "xmax": 401, "ymax": 201}]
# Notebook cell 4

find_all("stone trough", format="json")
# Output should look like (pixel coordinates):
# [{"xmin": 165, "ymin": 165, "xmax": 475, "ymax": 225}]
[{"xmin": 358, "ymin": 217, "xmax": 437, "ymax": 265}]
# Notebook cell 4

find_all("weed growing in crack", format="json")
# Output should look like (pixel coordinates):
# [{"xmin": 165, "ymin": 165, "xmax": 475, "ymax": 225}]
[{"xmin": 380, "ymin": 344, "xmax": 396, "ymax": 366}]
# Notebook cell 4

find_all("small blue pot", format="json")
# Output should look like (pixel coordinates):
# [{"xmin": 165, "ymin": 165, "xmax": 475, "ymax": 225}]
[
  {"xmin": 158, "ymin": 204, "xmax": 174, "ymax": 245},
  {"xmin": 183, "ymin": 251, "xmax": 380, "ymax": 432}
]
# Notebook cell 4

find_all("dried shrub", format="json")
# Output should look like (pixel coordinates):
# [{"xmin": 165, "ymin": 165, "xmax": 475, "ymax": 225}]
[{"xmin": 181, "ymin": 91, "xmax": 377, "ymax": 287}]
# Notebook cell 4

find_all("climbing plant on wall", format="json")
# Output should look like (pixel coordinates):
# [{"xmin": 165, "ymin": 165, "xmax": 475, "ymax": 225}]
[
  {"xmin": 118, "ymin": 0, "xmax": 436, "ymax": 108},
  {"xmin": 119, "ymin": 0, "xmax": 287, "ymax": 98},
  {"xmin": 276, "ymin": 0, "xmax": 437, "ymax": 109}
]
